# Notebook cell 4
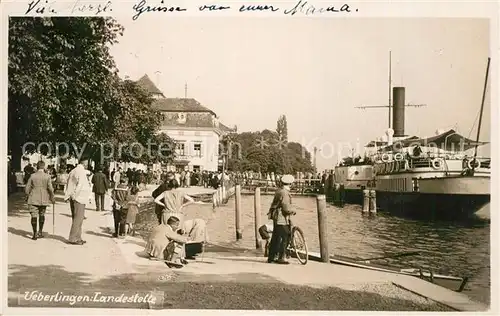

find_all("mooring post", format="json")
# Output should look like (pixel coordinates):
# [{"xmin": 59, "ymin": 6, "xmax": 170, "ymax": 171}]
[
  {"xmin": 333, "ymin": 184, "xmax": 340, "ymax": 206},
  {"xmin": 254, "ymin": 187, "xmax": 262, "ymax": 249},
  {"xmin": 316, "ymin": 194, "xmax": 330, "ymax": 262},
  {"xmin": 369, "ymin": 190, "xmax": 377, "ymax": 214},
  {"xmin": 362, "ymin": 189, "xmax": 370, "ymax": 213},
  {"xmin": 339, "ymin": 184, "xmax": 345, "ymax": 207},
  {"xmin": 235, "ymin": 184, "xmax": 242, "ymax": 240}
]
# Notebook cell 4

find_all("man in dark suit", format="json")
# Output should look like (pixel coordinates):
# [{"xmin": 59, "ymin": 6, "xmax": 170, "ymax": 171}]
[
  {"xmin": 92, "ymin": 166, "xmax": 109, "ymax": 212},
  {"xmin": 25, "ymin": 161, "xmax": 55, "ymax": 240}
]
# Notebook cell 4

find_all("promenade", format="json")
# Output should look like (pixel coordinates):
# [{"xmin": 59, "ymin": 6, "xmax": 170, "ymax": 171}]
[{"xmin": 6, "ymin": 187, "xmax": 487, "ymax": 311}]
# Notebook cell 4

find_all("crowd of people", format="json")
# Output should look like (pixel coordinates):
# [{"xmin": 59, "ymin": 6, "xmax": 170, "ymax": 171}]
[
  {"xmin": 18, "ymin": 157, "xmax": 304, "ymax": 267},
  {"xmin": 20, "ymin": 158, "xmax": 215, "ymax": 268}
]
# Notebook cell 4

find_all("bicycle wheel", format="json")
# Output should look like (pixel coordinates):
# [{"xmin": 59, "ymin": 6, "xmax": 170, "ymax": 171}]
[{"xmin": 291, "ymin": 226, "xmax": 308, "ymax": 265}]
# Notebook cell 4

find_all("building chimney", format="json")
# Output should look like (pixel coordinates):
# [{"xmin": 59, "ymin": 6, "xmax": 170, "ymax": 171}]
[{"xmin": 392, "ymin": 87, "xmax": 405, "ymax": 137}]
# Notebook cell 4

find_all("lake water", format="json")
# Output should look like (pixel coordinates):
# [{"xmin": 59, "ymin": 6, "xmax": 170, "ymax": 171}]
[{"xmin": 201, "ymin": 194, "xmax": 490, "ymax": 305}]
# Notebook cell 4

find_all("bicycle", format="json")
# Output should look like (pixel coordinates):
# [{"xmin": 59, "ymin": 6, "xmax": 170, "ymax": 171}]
[{"xmin": 264, "ymin": 224, "xmax": 308, "ymax": 265}]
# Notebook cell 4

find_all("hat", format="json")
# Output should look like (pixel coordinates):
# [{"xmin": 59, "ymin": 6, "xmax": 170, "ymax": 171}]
[{"xmin": 281, "ymin": 174, "xmax": 295, "ymax": 184}]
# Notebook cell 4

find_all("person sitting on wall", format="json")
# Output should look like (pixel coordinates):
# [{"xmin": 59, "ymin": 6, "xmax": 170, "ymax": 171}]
[{"xmin": 179, "ymin": 218, "xmax": 209, "ymax": 259}]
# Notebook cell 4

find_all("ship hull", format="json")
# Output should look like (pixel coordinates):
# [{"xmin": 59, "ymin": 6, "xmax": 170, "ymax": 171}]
[
  {"xmin": 376, "ymin": 191, "xmax": 490, "ymax": 220},
  {"xmin": 343, "ymin": 188, "xmax": 364, "ymax": 205}
]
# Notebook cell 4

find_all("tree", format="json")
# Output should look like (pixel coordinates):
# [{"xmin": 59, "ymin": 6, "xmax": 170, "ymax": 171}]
[
  {"xmin": 99, "ymin": 79, "xmax": 175, "ymax": 165},
  {"xmin": 222, "ymin": 120, "xmax": 313, "ymax": 173},
  {"xmin": 8, "ymin": 17, "xmax": 175, "ymax": 169},
  {"xmin": 276, "ymin": 114, "xmax": 288, "ymax": 142}
]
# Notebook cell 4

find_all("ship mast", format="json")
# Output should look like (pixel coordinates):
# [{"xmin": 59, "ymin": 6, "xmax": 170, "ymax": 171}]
[
  {"xmin": 388, "ymin": 51, "xmax": 392, "ymax": 128},
  {"xmin": 471, "ymin": 57, "xmax": 490, "ymax": 175},
  {"xmin": 356, "ymin": 51, "xmax": 426, "ymax": 135}
]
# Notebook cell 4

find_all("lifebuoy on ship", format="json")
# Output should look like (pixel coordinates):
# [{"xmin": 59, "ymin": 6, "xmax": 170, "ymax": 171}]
[
  {"xmin": 381, "ymin": 153, "xmax": 391, "ymax": 162},
  {"xmin": 394, "ymin": 152, "xmax": 404, "ymax": 161},
  {"xmin": 431, "ymin": 158, "xmax": 443, "ymax": 170},
  {"xmin": 467, "ymin": 158, "xmax": 481, "ymax": 170}
]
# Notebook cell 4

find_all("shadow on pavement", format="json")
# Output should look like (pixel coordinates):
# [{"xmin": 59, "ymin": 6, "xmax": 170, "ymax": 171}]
[{"xmin": 8, "ymin": 227, "xmax": 32, "ymax": 240}]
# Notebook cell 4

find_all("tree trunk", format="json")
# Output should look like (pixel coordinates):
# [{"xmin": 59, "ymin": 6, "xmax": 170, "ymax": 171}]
[{"xmin": 10, "ymin": 144, "xmax": 22, "ymax": 171}]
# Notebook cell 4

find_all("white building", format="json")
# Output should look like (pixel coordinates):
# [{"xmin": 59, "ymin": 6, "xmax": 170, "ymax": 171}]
[{"xmin": 137, "ymin": 74, "xmax": 235, "ymax": 172}]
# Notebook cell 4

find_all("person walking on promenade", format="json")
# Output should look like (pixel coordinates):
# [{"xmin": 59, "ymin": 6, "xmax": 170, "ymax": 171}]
[
  {"xmin": 25, "ymin": 161, "xmax": 55, "ymax": 240},
  {"xmin": 125, "ymin": 186, "xmax": 140, "ymax": 236},
  {"xmin": 23, "ymin": 163, "xmax": 35, "ymax": 184},
  {"xmin": 266, "ymin": 174, "xmax": 296, "ymax": 265},
  {"xmin": 91, "ymin": 166, "xmax": 109, "ymax": 212},
  {"xmin": 113, "ymin": 167, "xmax": 122, "ymax": 188},
  {"xmin": 152, "ymin": 173, "xmax": 172, "ymax": 224},
  {"xmin": 64, "ymin": 158, "xmax": 91, "ymax": 245},
  {"xmin": 112, "ymin": 178, "xmax": 130, "ymax": 238}
]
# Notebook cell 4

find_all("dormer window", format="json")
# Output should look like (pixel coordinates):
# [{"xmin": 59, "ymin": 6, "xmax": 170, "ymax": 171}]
[
  {"xmin": 177, "ymin": 112, "xmax": 186, "ymax": 124},
  {"xmin": 212, "ymin": 115, "xmax": 219, "ymax": 127}
]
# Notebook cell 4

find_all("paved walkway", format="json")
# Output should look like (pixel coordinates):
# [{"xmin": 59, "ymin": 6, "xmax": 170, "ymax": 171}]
[{"xmin": 6, "ymin": 192, "xmax": 488, "ymax": 311}]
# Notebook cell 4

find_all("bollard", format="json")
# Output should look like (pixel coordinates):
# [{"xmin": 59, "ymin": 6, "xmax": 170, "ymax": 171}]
[
  {"xmin": 339, "ymin": 184, "xmax": 345, "ymax": 208},
  {"xmin": 362, "ymin": 189, "xmax": 370, "ymax": 212},
  {"xmin": 235, "ymin": 185, "xmax": 242, "ymax": 240},
  {"xmin": 333, "ymin": 184, "xmax": 340, "ymax": 206},
  {"xmin": 212, "ymin": 191, "xmax": 217, "ymax": 208},
  {"xmin": 217, "ymin": 187, "xmax": 222, "ymax": 205},
  {"xmin": 369, "ymin": 190, "xmax": 377, "ymax": 214},
  {"xmin": 316, "ymin": 195, "xmax": 330, "ymax": 262},
  {"xmin": 254, "ymin": 187, "xmax": 262, "ymax": 249}
]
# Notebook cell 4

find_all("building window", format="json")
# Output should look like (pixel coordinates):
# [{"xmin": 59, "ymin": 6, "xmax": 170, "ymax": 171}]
[
  {"xmin": 176, "ymin": 142, "xmax": 185, "ymax": 156},
  {"xmin": 177, "ymin": 112, "xmax": 187, "ymax": 124},
  {"xmin": 193, "ymin": 143, "xmax": 202, "ymax": 157}
]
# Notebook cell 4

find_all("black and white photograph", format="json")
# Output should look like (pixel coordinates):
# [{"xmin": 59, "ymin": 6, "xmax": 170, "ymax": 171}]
[{"xmin": 2, "ymin": 0, "xmax": 497, "ymax": 313}]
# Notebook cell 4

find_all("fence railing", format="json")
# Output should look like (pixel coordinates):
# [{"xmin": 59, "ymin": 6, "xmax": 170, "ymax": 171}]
[{"xmin": 236, "ymin": 178, "xmax": 326, "ymax": 195}]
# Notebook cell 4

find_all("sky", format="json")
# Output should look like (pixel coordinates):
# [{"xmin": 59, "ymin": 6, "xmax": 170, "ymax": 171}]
[{"xmin": 109, "ymin": 17, "xmax": 491, "ymax": 171}]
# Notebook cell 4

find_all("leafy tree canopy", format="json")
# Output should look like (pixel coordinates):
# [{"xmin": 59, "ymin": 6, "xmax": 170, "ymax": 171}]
[
  {"xmin": 8, "ymin": 17, "xmax": 175, "ymax": 168},
  {"xmin": 223, "ymin": 120, "xmax": 313, "ymax": 174}
]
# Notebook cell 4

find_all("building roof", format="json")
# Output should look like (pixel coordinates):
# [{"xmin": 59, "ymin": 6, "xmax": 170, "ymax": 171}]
[
  {"xmin": 219, "ymin": 122, "xmax": 237, "ymax": 133},
  {"xmin": 379, "ymin": 129, "xmax": 488, "ymax": 152},
  {"xmin": 152, "ymin": 98, "xmax": 216, "ymax": 115},
  {"xmin": 136, "ymin": 74, "xmax": 164, "ymax": 95}
]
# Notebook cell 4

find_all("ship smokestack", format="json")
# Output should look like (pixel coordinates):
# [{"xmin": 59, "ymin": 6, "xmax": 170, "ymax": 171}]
[{"xmin": 392, "ymin": 87, "xmax": 405, "ymax": 137}]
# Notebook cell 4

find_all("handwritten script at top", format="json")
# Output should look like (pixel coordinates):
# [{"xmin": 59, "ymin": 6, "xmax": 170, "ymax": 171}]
[
  {"xmin": 130, "ymin": 0, "xmax": 357, "ymax": 20},
  {"xmin": 23, "ymin": 0, "xmax": 358, "ymax": 19},
  {"xmin": 25, "ymin": 0, "xmax": 113, "ymax": 15}
]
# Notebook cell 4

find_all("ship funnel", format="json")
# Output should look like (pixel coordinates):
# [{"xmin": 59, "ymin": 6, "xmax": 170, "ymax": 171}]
[{"xmin": 392, "ymin": 87, "xmax": 405, "ymax": 137}]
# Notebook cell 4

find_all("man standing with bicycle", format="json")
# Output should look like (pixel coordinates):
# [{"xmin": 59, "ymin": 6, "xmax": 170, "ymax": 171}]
[{"xmin": 267, "ymin": 174, "xmax": 296, "ymax": 265}]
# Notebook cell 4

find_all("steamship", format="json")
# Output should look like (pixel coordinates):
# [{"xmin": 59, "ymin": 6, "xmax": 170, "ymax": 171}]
[
  {"xmin": 371, "ymin": 87, "xmax": 491, "ymax": 219},
  {"xmin": 333, "ymin": 157, "xmax": 374, "ymax": 205}
]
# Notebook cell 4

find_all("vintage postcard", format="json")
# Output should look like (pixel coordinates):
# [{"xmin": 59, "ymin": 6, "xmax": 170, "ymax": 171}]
[{"xmin": 1, "ymin": 0, "xmax": 498, "ymax": 314}]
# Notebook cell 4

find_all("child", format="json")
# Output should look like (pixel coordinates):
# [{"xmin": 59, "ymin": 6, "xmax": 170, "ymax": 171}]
[
  {"xmin": 112, "ymin": 178, "xmax": 129, "ymax": 238},
  {"xmin": 259, "ymin": 223, "xmax": 274, "ymax": 257},
  {"xmin": 125, "ymin": 186, "xmax": 140, "ymax": 236}
]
